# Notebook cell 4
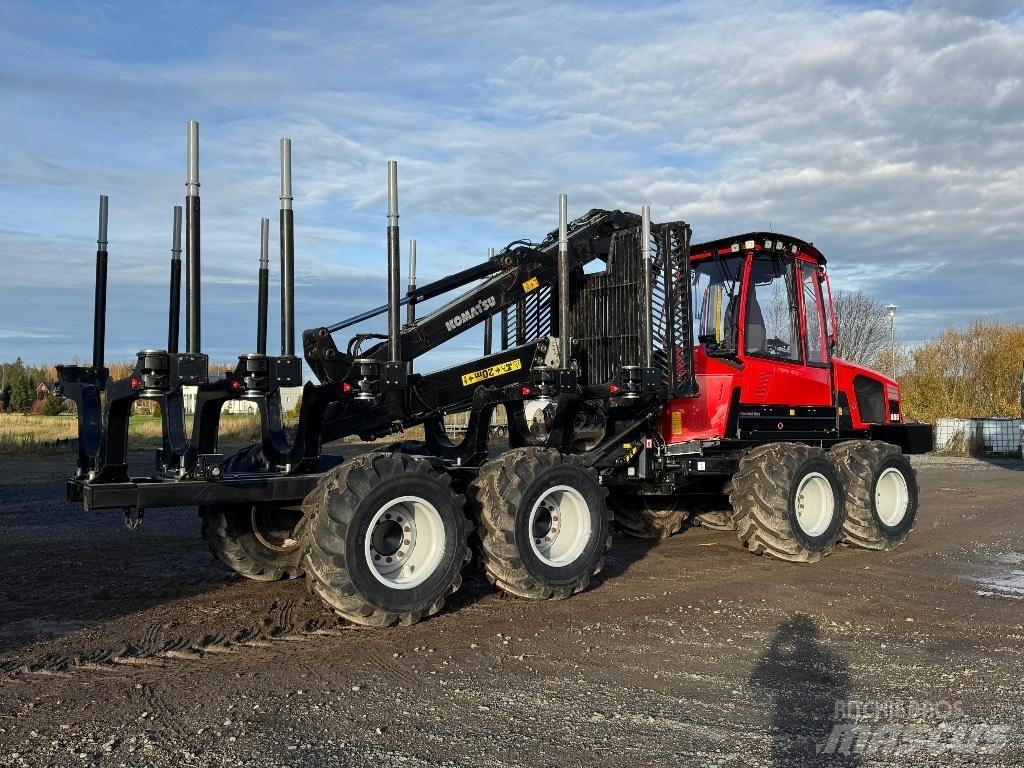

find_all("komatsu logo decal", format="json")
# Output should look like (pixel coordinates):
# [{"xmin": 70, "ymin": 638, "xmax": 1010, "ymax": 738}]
[{"xmin": 445, "ymin": 296, "xmax": 497, "ymax": 332}]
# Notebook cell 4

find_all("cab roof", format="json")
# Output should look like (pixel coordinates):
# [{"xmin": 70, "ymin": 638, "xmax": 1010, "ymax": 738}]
[{"xmin": 690, "ymin": 231, "xmax": 826, "ymax": 265}]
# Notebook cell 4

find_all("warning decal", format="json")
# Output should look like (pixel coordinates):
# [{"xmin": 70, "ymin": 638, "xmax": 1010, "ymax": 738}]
[{"xmin": 461, "ymin": 358, "xmax": 523, "ymax": 387}]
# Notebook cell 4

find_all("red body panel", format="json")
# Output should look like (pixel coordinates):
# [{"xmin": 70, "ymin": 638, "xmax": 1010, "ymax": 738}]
[
  {"xmin": 832, "ymin": 358, "xmax": 899, "ymax": 429},
  {"xmin": 659, "ymin": 347, "xmax": 739, "ymax": 442}
]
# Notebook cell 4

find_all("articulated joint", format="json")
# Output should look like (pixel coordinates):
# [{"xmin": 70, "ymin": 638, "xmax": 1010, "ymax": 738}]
[
  {"xmin": 352, "ymin": 358, "xmax": 381, "ymax": 404},
  {"xmin": 236, "ymin": 353, "xmax": 270, "ymax": 393},
  {"xmin": 617, "ymin": 365, "xmax": 661, "ymax": 399},
  {"xmin": 134, "ymin": 349, "xmax": 171, "ymax": 395}
]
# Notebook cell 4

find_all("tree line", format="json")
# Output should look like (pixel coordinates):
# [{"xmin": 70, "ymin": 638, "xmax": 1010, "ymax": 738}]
[
  {"xmin": 0, "ymin": 359, "xmax": 62, "ymax": 414},
  {"xmin": 2, "ymin": 296, "xmax": 1022, "ymax": 425}
]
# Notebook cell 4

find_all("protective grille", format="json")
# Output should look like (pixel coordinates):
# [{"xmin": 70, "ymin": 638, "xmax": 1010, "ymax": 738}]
[
  {"xmin": 572, "ymin": 228, "xmax": 647, "ymax": 386},
  {"xmin": 661, "ymin": 223, "xmax": 697, "ymax": 396},
  {"xmin": 502, "ymin": 285, "xmax": 552, "ymax": 348},
  {"xmin": 570, "ymin": 223, "xmax": 694, "ymax": 394},
  {"xmin": 499, "ymin": 218, "xmax": 695, "ymax": 397}
]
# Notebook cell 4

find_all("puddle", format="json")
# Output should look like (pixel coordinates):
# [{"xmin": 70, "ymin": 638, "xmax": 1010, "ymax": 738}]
[{"xmin": 967, "ymin": 552, "xmax": 1024, "ymax": 600}]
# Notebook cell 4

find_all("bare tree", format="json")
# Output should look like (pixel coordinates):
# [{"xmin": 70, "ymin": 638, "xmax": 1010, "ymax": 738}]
[{"xmin": 833, "ymin": 290, "xmax": 890, "ymax": 366}]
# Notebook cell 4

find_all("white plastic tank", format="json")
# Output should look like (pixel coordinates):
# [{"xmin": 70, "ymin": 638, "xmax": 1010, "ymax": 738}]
[{"xmin": 935, "ymin": 417, "xmax": 1022, "ymax": 455}]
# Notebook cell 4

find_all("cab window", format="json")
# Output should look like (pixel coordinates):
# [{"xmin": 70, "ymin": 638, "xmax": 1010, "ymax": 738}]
[
  {"xmin": 692, "ymin": 255, "xmax": 743, "ymax": 354},
  {"xmin": 746, "ymin": 255, "xmax": 799, "ymax": 362},
  {"xmin": 800, "ymin": 264, "xmax": 827, "ymax": 364}
]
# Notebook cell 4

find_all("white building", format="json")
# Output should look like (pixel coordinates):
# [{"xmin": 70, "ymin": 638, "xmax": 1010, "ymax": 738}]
[{"xmin": 182, "ymin": 386, "xmax": 303, "ymax": 415}]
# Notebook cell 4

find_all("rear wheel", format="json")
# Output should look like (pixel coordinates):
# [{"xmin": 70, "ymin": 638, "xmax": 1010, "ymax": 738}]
[
  {"xmin": 691, "ymin": 484, "xmax": 736, "ymax": 531},
  {"xmin": 830, "ymin": 440, "xmax": 917, "ymax": 550},
  {"xmin": 200, "ymin": 445, "xmax": 302, "ymax": 581},
  {"xmin": 469, "ymin": 448, "xmax": 610, "ymax": 599},
  {"xmin": 608, "ymin": 492, "xmax": 687, "ymax": 538},
  {"xmin": 200, "ymin": 503, "xmax": 304, "ymax": 581},
  {"xmin": 730, "ymin": 443, "xmax": 845, "ymax": 563},
  {"xmin": 300, "ymin": 453, "xmax": 470, "ymax": 627}
]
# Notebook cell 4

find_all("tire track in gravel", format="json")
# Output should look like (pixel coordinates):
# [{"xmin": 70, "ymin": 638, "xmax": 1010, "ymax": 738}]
[{"xmin": 5, "ymin": 590, "xmax": 358, "ymax": 680}]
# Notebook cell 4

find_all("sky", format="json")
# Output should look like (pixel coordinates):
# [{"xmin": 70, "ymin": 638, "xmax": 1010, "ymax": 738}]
[{"xmin": 1, "ymin": 0, "xmax": 1022, "ymax": 373}]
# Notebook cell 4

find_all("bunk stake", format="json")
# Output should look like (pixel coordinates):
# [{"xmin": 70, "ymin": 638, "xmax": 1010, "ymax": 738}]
[
  {"xmin": 641, "ymin": 205, "xmax": 653, "ymax": 368},
  {"xmin": 185, "ymin": 120, "xmax": 201, "ymax": 355},
  {"xmin": 280, "ymin": 138, "xmax": 295, "ymax": 357},
  {"xmin": 258, "ymin": 217, "xmax": 270, "ymax": 355},
  {"xmin": 557, "ymin": 194, "xmax": 570, "ymax": 368},
  {"xmin": 92, "ymin": 195, "xmax": 109, "ymax": 368},
  {"xmin": 168, "ymin": 205, "xmax": 182, "ymax": 354},
  {"xmin": 386, "ymin": 160, "xmax": 401, "ymax": 363},
  {"xmin": 407, "ymin": 238, "xmax": 417, "ymax": 325},
  {"xmin": 484, "ymin": 247, "xmax": 494, "ymax": 356}
]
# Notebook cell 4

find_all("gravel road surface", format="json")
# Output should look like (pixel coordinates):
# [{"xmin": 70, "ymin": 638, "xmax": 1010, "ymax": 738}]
[{"xmin": 1, "ymin": 452, "xmax": 1022, "ymax": 767}]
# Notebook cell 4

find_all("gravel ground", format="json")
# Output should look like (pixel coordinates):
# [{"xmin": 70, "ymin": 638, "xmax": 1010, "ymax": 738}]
[{"xmin": 1, "ymin": 451, "xmax": 1023, "ymax": 767}]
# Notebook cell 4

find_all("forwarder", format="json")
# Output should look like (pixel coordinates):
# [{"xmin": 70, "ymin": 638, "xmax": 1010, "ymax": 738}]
[{"xmin": 57, "ymin": 122, "xmax": 933, "ymax": 626}]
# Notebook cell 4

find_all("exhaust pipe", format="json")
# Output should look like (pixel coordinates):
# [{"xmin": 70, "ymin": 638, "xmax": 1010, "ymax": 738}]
[
  {"xmin": 92, "ymin": 195, "xmax": 109, "ymax": 368},
  {"xmin": 279, "ymin": 138, "xmax": 295, "ymax": 357},
  {"xmin": 386, "ymin": 160, "xmax": 400, "ymax": 363},
  {"xmin": 406, "ymin": 238, "xmax": 417, "ymax": 325},
  {"xmin": 557, "ymin": 194, "xmax": 570, "ymax": 368},
  {"xmin": 641, "ymin": 205, "xmax": 653, "ymax": 368},
  {"xmin": 257, "ymin": 217, "xmax": 270, "ymax": 355},
  {"xmin": 185, "ymin": 121, "xmax": 201, "ymax": 355},
  {"xmin": 167, "ymin": 205, "xmax": 182, "ymax": 354}
]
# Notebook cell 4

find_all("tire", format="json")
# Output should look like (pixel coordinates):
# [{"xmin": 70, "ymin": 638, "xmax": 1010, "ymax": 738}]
[
  {"xmin": 220, "ymin": 443, "xmax": 270, "ymax": 472},
  {"xmin": 200, "ymin": 503, "xmax": 304, "ymax": 581},
  {"xmin": 730, "ymin": 443, "xmax": 845, "ymax": 563},
  {"xmin": 468, "ymin": 448, "xmax": 611, "ymax": 599},
  {"xmin": 691, "ymin": 483, "xmax": 736, "ymax": 531},
  {"xmin": 300, "ymin": 453, "xmax": 471, "ymax": 627},
  {"xmin": 199, "ymin": 444, "xmax": 303, "ymax": 581},
  {"xmin": 608, "ymin": 492, "xmax": 687, "ymax": 538},
  {"xmin": 692, "ymin": 506, "xmax": 735, "ymax": 531},
  {"xmin": 830, "ymin": 440, "xmax": 917, "ymax": 550}
]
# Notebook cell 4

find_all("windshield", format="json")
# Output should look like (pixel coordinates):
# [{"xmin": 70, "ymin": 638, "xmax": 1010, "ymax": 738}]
[{"xmin": 692, "ymin": 255, "xmax": 744, "ymax": 354}]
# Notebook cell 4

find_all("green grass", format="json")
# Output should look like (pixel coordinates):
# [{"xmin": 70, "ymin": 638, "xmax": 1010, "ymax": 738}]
[{"xmin": 0, "ymin": 412, "xmax": 262, "ymax": 456}]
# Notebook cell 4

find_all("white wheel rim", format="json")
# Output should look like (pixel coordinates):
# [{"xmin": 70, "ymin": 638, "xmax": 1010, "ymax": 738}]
[
  {"xmin": 364, "ymin": 496, "xmax": 445, "ymax": 590},
  {"xmin": 875, "ymin": 467, "xmax": 909, "ymax": 527},
  {"xmin": 794, "ymin": 472, "xmax": 835, "ymax": 538},
  {"xmin": 528, "ymin": 485, "xmax": 592, "ymax": 567}
]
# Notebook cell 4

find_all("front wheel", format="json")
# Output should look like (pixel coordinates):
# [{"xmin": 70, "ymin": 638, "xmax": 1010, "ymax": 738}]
[
  {"xmin": 469, "ymin": 448, "xmax": 611, "ymax": 599},
  {"xmin": 830, "ymin": 441, "xmax": 918, "ymax": 550},
  {"xmin": 300, "ymin": 453, "xmax": 471, "ymax": 627},
  {"xmin": 730, "ymin": 443, "xmax": 845, "ymax": 563}
]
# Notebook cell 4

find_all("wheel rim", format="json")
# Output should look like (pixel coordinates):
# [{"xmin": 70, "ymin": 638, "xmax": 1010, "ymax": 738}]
[
  {"xmin": 875, "ymin": 467, "xmax": 910, "ymax": 527},
  {"xmin": 528, "ymin": 485, "xmax": 592, "ymax": 567},
  {"xmin": 251, "ymin": 506, "xmax": 302, "ymax": 553},
  {"xmin": 364, "ymin": 496, "xmax": 445, "ymax": 590},
  {"xmin": 794, "ymin": 472, "xmax": 835, "ymax": 538}
]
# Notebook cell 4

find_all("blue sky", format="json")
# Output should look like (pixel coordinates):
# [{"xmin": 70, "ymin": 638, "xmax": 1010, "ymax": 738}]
[{"xmin": 1, "ymin": 0, "xmax": 1022, "ymax": 372}]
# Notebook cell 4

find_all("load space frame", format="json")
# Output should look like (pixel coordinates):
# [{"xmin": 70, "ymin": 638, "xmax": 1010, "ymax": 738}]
[{"xmin": 58, "ymin": 122, "xmax": 697, "ymax": 515}]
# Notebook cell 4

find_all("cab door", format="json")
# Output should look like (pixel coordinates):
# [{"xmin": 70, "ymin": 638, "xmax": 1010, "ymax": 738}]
[
  {"xmin": 794, "ymin": 259, "xmax": 832, "ymax": 404},
  {"xmin": 738, "ymin": 254, "xmax": 832, "ymax": 407}
]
